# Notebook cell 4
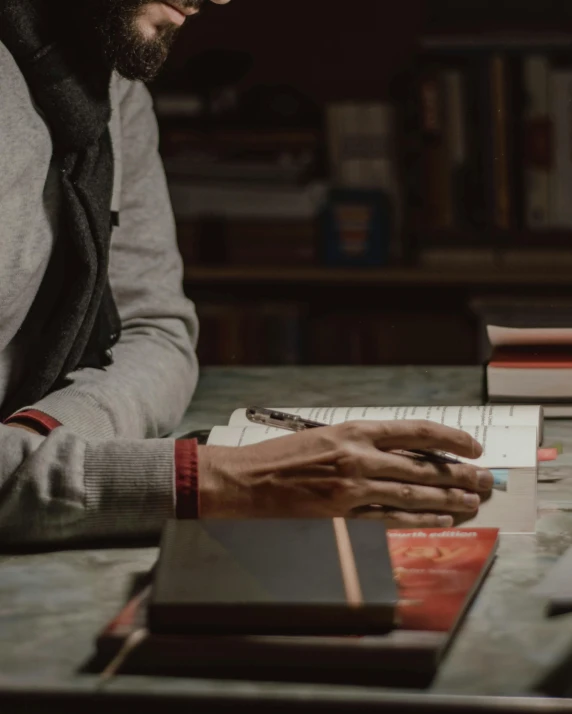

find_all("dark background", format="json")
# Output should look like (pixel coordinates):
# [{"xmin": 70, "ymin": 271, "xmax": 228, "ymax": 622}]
[{"xmin": 150, "ymin": 0, "xmax": 572, "ymax": 367}]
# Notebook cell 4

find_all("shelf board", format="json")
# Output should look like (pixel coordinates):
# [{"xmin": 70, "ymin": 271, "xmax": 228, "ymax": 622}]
[
  {"xmin": 184, "ymin": 265, "xmax": 572, "ymax": 287},
  {"xmin": 421, "ymin": 32, "xmax": 572, "ymax": 51}
]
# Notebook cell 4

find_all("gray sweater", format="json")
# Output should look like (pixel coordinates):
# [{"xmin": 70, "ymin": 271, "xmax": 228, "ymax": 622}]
[{"xmin": 0, "ymin": 42, "xmax": 200, "ymax": 544}]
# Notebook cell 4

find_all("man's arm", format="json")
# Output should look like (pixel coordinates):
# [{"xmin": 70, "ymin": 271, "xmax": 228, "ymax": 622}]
[
  {"xmin": 21, "ymin": 78, "xmax": 199, "ymax": 440},
  {"xmin": 0, "ymin": 78, "xmax": 198, "ymax": 545},
  {"xmin": 0, "ymin": 424, "xmax": 178, "ymax": 544},
  {"xmin": 0, "ymin": 78, "xmax": 491, "ymax": 544}
]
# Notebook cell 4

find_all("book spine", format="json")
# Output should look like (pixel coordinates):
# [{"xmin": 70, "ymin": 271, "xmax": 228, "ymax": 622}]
[
  {"xmin": 462, "ymin": 58, "xmax": 488, "ymax": 231},
  {"xmin": 196, "ymin": 302, "xmax": 303, "ymax": 366},
  {"xmin": 443, "ymin": 68, "xmax": 469, "ymax": 228},
  {"xmin": 420, "ymin": 70, "xmax": 454, "ymax": 231},
  {"xmin": 523, "ymin": 55, "xmax": 552, "ymax": 230},
  {"xmin": 549, "ymin": 69, "xmax": 572, "ymax": 228},
  {"xmin": 490, "ymin": 55, "xmax": 511, "ymax": 231}
]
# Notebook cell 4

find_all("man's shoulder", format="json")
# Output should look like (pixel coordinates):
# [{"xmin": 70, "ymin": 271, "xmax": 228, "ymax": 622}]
[
  {"xmin": 111, "ymin": 73, "xmax": 154, "ymax": 115},
  {"xmin": 0, "ymin": 41, "xmax": 31, "ymax": 100},
  {"xmin": 0, "ymin": 41, "xmax": 52, "ymax": 153}
]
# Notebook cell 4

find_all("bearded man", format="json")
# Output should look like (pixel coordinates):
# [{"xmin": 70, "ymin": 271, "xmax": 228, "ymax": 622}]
[{"xmin": 0, "ymin": 0, "xmax": 491, "ymax": 544}]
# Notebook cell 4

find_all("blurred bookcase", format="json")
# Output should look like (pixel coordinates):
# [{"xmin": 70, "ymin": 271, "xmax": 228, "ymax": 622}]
[{"xmin": 150, "ymin": 0, "xmax": 572, "ymax": 367}]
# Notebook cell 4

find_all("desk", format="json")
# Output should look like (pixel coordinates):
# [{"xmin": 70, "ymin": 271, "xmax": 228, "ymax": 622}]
[{"xmin": 2, "ymin": 367, "xmax": 572, "ymax": 712}]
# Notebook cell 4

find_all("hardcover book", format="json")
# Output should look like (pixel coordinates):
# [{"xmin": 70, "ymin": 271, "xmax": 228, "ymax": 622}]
[{"xmin": 148, "ymin": 519, "xmax": 398, "ymax": 636}]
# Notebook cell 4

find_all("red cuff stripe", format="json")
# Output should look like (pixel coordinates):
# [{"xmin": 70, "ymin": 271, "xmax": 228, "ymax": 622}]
[
  {"xmin": 175, "ymin": 439, "xmax": 199, "ymax": 519},
  {"xmin": 4, "ymin": 409, "xmax": 62, "ymax": 435}
]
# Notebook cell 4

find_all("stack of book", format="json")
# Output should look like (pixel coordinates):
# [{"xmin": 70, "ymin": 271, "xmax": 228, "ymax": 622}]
[
  {"xmin": 161, "ymin": 126, "xmax": 325, "ymax": 266},
  {"xmin": 486, "ymin": 324, "xmax": 572, "ymax": 417},
  {"xmin": 90, "ymin": 520, "xmax": 499, "ymax": 689}
]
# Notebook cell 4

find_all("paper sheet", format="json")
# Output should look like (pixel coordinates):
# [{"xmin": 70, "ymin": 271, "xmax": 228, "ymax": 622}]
[{"xmin": 229, "ymin": 405, "xmax": 542, "ymax": 435}]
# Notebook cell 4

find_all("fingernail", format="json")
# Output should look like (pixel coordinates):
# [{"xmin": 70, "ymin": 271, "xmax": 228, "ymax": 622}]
[
  {"xmin": 477, "ymin": 470, "xmax": 494, "ymax": 490},
  {"xmin": 463, "ymin": 493, "xmax": 480, "ymax": 509},
  {"xmin": 438, "ymin": 515, "xmax": 454, "ymax": 527}
]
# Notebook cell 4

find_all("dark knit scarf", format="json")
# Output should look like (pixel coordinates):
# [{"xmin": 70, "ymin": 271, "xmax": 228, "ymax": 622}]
[{"xmin": 0, "ymin": 0, "xmax": 121, "ymax": 415}]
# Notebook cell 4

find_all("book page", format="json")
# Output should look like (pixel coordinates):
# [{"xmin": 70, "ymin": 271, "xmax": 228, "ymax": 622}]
[
  {"xmin": 208, "ymin": 424, "xmax": 538, "ymax": 469},
  {"xmin": 488, "ymin": 325, "xmax": 572, "ymax": 346},
  {"xmin": 228, "ymin": 405, "xmax": 541, "ymax": 431},
  {"xmin": 464, "ymin": 467, "xmax": 537, "ymax": 534}
]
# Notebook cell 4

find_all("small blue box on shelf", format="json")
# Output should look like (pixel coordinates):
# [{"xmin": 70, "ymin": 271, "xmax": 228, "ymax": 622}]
[{"xmin": 321, "ymin": 188, "xmax": 392, "ymax": 267}]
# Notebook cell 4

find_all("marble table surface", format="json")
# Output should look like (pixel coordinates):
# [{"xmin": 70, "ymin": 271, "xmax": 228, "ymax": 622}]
[{"xmin": 3, "ymin": 367, "xmax": 572, "ymax": 709}]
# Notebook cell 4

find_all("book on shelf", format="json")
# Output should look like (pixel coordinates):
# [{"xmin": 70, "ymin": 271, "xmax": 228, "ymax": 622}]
[
  {"xmin": 160, "ymin": 127, "xmax": 319, "ymax": 169},
  {"xmin": 412, "ymin": 48, "xmax": 572, "ymax": 253},
  {"xmin": 177, "ymin": 218, "xmax": 318, "ymax": 267},
  {"xmin": 306, "ymin": 309, "xmax": 476, "ymax": 367},
  {"xmin": 161, "ymin": 125, "xmax": 324, "ymax": 222},
  {"xmin": 201, "ymin": 405, "xmax": 541, "ymax": 534},
  {"xmin": 486, "ymin": 324, "xmax": 572, "ymax": 415},
  {"xmin": 550, "ymin": 68, "xmax": 572, "ymax": 228},
  {"xmin": 195, "ymin": 302, "xmax": 302, "ymax": 366},
  {"xmin": 90, "ymin": 527, "xmax": 499, "ymax": 688},
  {"xmin": 418, "ymin": 68, "xmax": 455, "ymax": 232},
  {"xmin": 524, "ymin": 55, "xmax": 552, "ymax": 229},
  {"xmin": 168, "ymin": 181, "xmax": 328, "ymax": 221},
  {"xmin": 326, "ymin": 102, "xmax": 402, "ymax": 258}
]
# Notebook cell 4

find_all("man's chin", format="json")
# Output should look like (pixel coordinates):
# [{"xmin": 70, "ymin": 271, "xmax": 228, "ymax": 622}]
[
  {"xmin": 87, "ymin": 0, "xmax": 180, "ymax": 82},
  {"xmin": 110, "ymin": 41, "xmax": 172, "ymax": 82}
]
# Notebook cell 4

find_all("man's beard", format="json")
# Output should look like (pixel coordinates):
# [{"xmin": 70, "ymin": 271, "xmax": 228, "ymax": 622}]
[{"xmin": 82, "ymin": 0, "xmax": 203, "ymax": 82}]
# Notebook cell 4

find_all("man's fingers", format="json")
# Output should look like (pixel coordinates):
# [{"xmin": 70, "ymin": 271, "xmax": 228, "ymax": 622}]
[
  {"xmin": 356, "ymin": 480, "xmax": 481, "ymax": 514},
  {"xmin": 362, "ymin": 450, "xmax": 494, "ymax": 492},
  {"xmin": 339, "ymin": 420, "xmax": 482, "ymax": 459},
  {"xmin": 351, "ymin": 507, "xmax": 455, "ymax": 529}
]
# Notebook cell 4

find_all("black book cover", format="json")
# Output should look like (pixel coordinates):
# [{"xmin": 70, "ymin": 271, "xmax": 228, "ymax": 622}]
[{"xmin": 148, "ymin": 519, "xmax": 398, "ymax": 636}]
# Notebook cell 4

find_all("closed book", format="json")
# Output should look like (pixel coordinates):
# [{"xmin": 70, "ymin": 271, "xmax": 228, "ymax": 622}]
[
  {"xmin": 523, "ymin": 55, "xmax": 552, "ymax": 230},
  {"xmin": 419, "ymin": 70, "xmax": 454, "ymax": 232},
  {"xmin": 549, "ymin": 69, "xmax": 572, "ymax": 228},
  {"xmin": 489, "ymin": 54, "xmax": 513, "ymax": 231},
  {"xmin": 148, "ymin": 519, "xmax": 398, "ymax": 636},
  {"xmin": 488, "ymin": 346, "xmax": 572, "ymax": 400},
  {"xmin": 486, "ymin": 324, "xmax": 572, "ymax": 401}
]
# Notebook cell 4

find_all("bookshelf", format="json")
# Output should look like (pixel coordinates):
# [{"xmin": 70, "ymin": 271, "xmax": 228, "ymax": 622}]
[
  {"xmin": 421, "ymin": 34, "xmax": 572, "ymax": 51},
  {"xmin": 152, "ymin": 0, "xmax": 572, "ymax": 367},
  {"xmin": 185, "ymin": 265, "xmax": 572, "ymax": 288}
]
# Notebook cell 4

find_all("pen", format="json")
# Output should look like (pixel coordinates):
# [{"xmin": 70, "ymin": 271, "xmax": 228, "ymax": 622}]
[{"xmin": 245, "ymin": 407, "xmax": 462, "ymax": 466}]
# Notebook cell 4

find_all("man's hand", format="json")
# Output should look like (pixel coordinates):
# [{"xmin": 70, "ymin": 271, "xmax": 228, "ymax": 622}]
[{"xmin": 198, "ymin": 420, "xmax": 493, "ymax": 528}]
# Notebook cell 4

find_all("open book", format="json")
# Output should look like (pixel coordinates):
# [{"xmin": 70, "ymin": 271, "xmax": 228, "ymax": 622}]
[
  {"xmin": 206, "ymin": 405, "xmax": 540, "ymax": 534},
  {"xmin": 229, "ymin": 405, "xmax": 544, "ymax": 444}
]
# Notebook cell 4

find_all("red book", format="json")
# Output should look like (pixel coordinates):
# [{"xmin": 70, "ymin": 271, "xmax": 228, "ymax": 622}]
[
  {"xmin": 490, "ymin": 347, "xmax": 572, "ymax": 369},
  {"xmin": 389, "ymin": 528, "xmax": 499, "ymax": 632}
]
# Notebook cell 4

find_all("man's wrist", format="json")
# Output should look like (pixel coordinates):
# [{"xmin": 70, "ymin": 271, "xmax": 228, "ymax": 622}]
[{"xmin": 196, "ymin": 444, "xmax": 262, "ymax": 519}]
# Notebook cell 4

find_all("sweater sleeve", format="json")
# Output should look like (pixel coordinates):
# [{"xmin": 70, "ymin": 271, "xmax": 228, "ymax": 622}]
[
  {"xmin": 22, "ymin": 77, "xmax": 199, "ymax": 441},
  {"xmin": 0, "ymin": 79, "xmax": 200, "ymax": 545}
]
